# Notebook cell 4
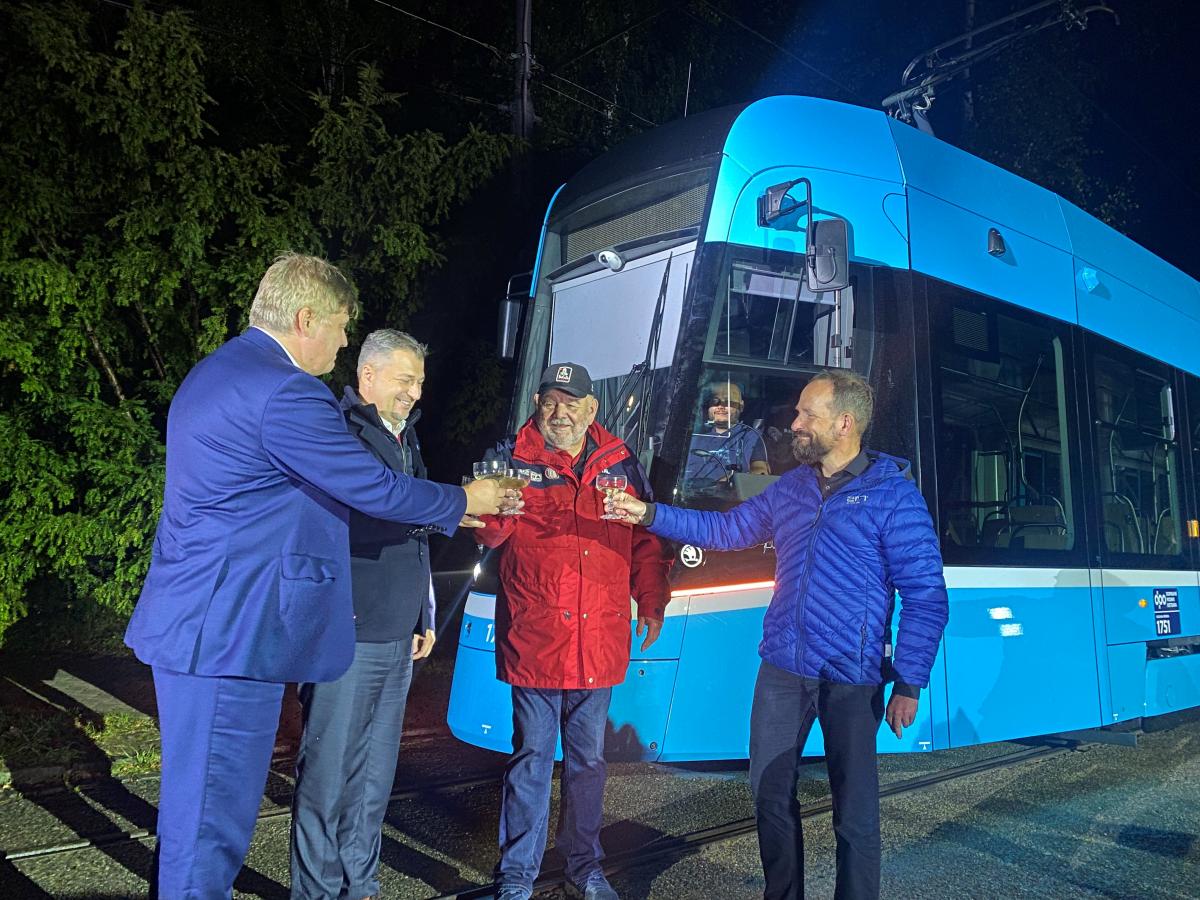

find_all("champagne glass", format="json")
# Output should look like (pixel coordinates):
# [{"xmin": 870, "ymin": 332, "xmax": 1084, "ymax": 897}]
[
  {"xmin": 472, "ymin": 459, "xmax": 506, "ymax": 480},
  {"xmin": 596, "ymin": 472, "xmax": 628, "ymax": 520}
]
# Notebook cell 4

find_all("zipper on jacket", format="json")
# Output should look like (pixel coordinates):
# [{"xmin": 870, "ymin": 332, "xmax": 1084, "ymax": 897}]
[
  {"xmin": 793, "ymin": 496, "xmax": 826, "ymax": 672},
  {"xmin": 791, "ymin": 467, "xmax": 877, "ymax": 673}
]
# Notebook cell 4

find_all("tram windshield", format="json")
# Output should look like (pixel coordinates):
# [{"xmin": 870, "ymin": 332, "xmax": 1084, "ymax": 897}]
[
  {"xmin": 669, "ymin": 247, "xmax": 878, "ymax": 511},
  {"xmin": 511, "ymin": 166, "xmax": 714, "ymax": 454}
]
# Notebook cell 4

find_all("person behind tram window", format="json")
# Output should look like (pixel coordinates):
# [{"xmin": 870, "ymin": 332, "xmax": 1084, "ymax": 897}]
[{"xmin": 684, "ymin": 380, "xmax": 770, "ymax": 493}]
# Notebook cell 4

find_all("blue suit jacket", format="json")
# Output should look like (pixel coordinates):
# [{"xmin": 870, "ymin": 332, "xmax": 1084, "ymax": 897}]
[{"xmin": 125, "ymin": 329, "xmax": 467, "ymax": 683}]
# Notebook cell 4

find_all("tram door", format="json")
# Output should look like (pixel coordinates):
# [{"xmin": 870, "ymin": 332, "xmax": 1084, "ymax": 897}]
[{"xmin": 1089, "ymin": 345, "xmax": 1200, "ymax": 722}]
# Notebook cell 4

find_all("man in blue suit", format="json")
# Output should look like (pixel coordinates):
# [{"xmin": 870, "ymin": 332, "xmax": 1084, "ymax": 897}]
[{"xmin": 125, "ymin": 253, "xmax": 510, "ymax": 899}]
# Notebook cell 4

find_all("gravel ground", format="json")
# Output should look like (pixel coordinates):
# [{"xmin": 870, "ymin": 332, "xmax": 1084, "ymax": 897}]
[{"xmin": 3, "ymin": 718, "xmax": 1196, "ymax": 899}]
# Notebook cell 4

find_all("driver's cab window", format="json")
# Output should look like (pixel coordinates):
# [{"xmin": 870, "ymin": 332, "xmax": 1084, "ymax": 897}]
[
  {"xmin": 675, "ymin": 367, "xmax": 811, "ymax": 510},
  {"xmin": 673, "ymin": 248, "xmax": 863, "ymax": 510}
]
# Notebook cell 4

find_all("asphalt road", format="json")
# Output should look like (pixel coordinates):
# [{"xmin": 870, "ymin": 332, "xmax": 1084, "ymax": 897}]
[
  {"xmin": 2, "ymin": 710, "xmax": 1198, "ymax": 898},
  {"xmin": 2, "ymin": 571, "xmax": 1197, "ymax": 898}
]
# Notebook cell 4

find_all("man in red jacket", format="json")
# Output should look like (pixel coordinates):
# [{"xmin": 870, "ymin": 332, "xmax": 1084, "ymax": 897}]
[{"xmin": 476, "ymin": 362, "xmax": 672, "ymax": 900}]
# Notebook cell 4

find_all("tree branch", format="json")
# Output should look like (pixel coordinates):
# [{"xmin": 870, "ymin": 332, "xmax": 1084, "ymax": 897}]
[
  {"xmin": 132, "ymin": 300, "xmax": 167, "ymax": 380},
  {"xmin": 84, "ymin": 322, "xmax": 133, "ymax": 418}
]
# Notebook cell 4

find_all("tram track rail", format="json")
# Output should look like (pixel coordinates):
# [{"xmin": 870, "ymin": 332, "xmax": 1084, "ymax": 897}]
[
  {"xmin": 0, "ymin": 765, "xmax": 503, "ymax": 863},
  {"xmin": 1, "ymin": 738, "xmax": 1085, "ymax": 884},
  {"xmin": 436, "ymin": 740, "xmax": 1086, "ymax": 900}
]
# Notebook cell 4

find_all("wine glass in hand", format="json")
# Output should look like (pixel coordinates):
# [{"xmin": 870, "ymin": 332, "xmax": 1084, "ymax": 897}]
[
  {"xmin": 472, "ymin": 460, "xmax": 506, "ymax": 480},
  {"xmin": 596, "ymin": 472, "xmax": 628, "ymax": 520}
]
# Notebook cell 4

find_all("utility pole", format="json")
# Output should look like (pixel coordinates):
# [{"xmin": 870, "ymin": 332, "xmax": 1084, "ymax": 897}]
[{"xmin": 513, "ymin": 0, "xmax": 534, "ymax": 141}]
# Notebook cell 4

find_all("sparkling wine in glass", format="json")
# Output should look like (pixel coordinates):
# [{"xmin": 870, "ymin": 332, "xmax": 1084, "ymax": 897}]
[
  {"xmin": 596, "ymin": 472, "xmax": 628, "ymax": 520},
  {"xmin": 472, "ymin": 459, "xmax": 506, "ymax": 480}
]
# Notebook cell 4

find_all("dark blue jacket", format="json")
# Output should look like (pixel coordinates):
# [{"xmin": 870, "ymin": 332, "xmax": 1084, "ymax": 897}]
[
  {"xmin": 341, "ymin": 388, "xmax": 436, "ymax": 642},
  {"xmin": 125, "ymin": 329, "xmax": 465, "ymax": 683},
  {"xmin": 649, "ymin": 451, "xmax": 948, "ymax": 688}
]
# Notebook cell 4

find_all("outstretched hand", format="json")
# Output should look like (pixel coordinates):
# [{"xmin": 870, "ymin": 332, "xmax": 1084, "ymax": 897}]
[
  {"xmin": 606, "ymin": 490, "xmax": 648, "ymax": 524},
  {"xmin": 463, "ymin": 478, "xmax": 525, "ymax": 518}
]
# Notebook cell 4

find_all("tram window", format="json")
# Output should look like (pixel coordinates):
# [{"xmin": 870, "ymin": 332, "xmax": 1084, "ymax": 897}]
[
  {"xmin": 671, "ymin": 366, "xmax": 807, "ymax": 511},
  {"xmin": 930, "ymin": 292, "xmax": 1076, "ymax": 557},
  {"xmin": 709, "ymin": 259, "xmax": 856, "ymax": 369},
  {"xmin": 1091, "ymin": 349, "xmax": 1183, "ymax": 559}
]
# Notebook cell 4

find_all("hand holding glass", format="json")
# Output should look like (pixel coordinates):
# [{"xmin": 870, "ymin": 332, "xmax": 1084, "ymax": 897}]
[
  {"xmin": 471, "ymin": 461, "xmax": 528, "ymax": 515},
  {"xmin": 596, "ymin": 473, "xmax": 628, "ymax": 520}
]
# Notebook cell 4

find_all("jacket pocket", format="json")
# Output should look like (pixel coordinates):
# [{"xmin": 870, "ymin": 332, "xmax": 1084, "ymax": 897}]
[
  {"xmin": 281, "ymin": 553, "xmax": 336, "ymax": 583},
  {"xmin": 279, "ymin": 553, "xmax": 339, "ymax": 633}
]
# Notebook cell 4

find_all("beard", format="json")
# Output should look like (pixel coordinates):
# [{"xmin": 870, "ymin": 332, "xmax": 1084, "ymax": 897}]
[
  {"xmin": 791, "ymin": 429, "xmax": 833, "ymax": 463},
  {"xmin": 541, "ymin": 417, "xmax": 589, "ymax": 451}
]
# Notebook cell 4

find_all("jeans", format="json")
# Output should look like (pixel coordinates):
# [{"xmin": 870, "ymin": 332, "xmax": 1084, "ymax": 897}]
[
  {"xmin": 290, "ymin": 640, "xmax": 414, "ymax": 899},
  {"xmin": 749, "ymin": 661, "xmax": 884, "ymax": 900},
  {"xmin": 152, "ymin": 667, "xmax": 284, "ymax": 900},
  {"xmin": 495, "ymin": 686, "xmax": 612, "ymax": 891}
]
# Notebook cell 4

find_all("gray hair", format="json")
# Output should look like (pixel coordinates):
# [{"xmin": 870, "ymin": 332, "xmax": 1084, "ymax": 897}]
[
  {"xmin": 810, "ymin": 369, "xmax": 874, "ymax": 434},
  {"xmin": 248, "ymin": 252, "xmax": 358, "ymax": 331},
  {"xmin": 357, "ymin": 329, "xmax": 428, "ymax": 373}
]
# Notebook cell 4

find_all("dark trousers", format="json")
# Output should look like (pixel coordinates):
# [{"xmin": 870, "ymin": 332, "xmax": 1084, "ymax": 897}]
[
  {"xmin": 290, "ymin": 640, "xmax": 414, "ymax": 900},
  {"xmin": 749, "ymin": 661, "xmax": 884, "ymax": 900},
  {"xmin": 152, "ymin": 666, "xmax": 284, "ymax": 900},
  {"xmin": 495, "ymin": 686, "xmax": 612, "ymax": 891}
]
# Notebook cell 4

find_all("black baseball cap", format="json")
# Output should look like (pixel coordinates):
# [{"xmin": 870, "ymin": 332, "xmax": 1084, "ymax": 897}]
[{"xmin": 537, "ymin": 362, "xmax": 593, "ymax": 398}]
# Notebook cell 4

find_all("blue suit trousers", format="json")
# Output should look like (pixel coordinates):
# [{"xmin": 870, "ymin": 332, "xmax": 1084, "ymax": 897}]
[
  {"xmin": 290, "ymin": 640, "xmax": 414, "ymax": 899},
  {"xmin": 152, "ymin": 666, "xmax": 284, "ymax": 899}
]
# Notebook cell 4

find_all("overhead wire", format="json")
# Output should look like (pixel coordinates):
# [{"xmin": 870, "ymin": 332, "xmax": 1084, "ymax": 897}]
[
  {"xmin": 690, "ymin": 0, "xmax": 865, "ymax": 105},
  {"xmin": 364, "ymin": 0, "xmax": 657, "ymax": 129},
  {"xmin": 546, "ymin": 4, "xmax": 676, "ymax": 73},
  {"xmin": 366, "ymin": 0, "xmax": 504, "ymax": 61},
  {"xmin": 533, "ymin": 80, "xmax": 617, "ymax": 121},
  {"xmin": 545, "ymin": 71, "xmax": 657, "ymax": 127}
]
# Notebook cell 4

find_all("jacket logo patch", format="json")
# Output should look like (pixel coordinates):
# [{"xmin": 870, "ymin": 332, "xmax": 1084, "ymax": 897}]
[
  {"xmin": 845, "ymin": 494, "xmax": 869, "ymax": 504},
  {"xmin": 544, "ymin": 468, "xmax": 559, "ymax": 480},
  {"xmin": 525, "ymin": 471, "xmax": 542, "ymax": 483}
]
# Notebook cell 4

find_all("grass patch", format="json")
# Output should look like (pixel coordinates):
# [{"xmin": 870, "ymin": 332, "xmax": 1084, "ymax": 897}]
[
  {"xmin": 83, "ymin": 711, "xmax": 161, "ymax": 778},
  {"xmin": 0, "ymin": 707, "xmax": 161, "ymax": 782},
  {"xmin": 0, "ymin": 705, "xmax": 95, "ymax": 772}
]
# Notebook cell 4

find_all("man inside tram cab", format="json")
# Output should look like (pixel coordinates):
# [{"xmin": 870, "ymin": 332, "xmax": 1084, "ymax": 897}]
[{"xmin": 683, "ymin": 379, "xmax": 770, "ymax": 494}]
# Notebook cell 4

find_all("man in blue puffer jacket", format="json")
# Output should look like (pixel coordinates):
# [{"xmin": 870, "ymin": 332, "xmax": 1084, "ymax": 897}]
[{"xmin": 609, "ymin": 369, "xmax": 948, "ymax": 900}]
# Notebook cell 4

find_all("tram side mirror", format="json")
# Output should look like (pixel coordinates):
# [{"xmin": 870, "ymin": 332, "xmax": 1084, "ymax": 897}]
[
  {"xmin": 497, "ymin": 271, "xmax": 532, "ymax": 361},
  {"xmin": 758, "ymin": 177, "xmax": 810, "ymax": 226},
  {"xmin": 497, "ymin": 295, "xmax": 523, "ymax": 360},
  {"xmin": 807, "ymin": 217, "xmax": 850, "ymax": 292}
]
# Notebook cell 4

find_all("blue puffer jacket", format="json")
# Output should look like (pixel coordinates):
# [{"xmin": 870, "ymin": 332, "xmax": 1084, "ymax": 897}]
[{"xmin": 650, "ymin": 452, "xmax": 948, "ymax": 687}]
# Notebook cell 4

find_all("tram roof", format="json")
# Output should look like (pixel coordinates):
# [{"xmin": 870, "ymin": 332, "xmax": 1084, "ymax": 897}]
[{"xmin": 552, "ymin": 95, "xmax": 1200, "ymax": 369}]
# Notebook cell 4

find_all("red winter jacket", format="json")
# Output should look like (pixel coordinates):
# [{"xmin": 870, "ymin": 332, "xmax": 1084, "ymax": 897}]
[{"xmin": 476, "ymin": 418, "xmax": 672, "ymax": 689}]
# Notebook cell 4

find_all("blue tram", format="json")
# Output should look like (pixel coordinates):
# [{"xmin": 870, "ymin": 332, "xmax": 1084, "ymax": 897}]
[{"xmin": 448, "ymin": 96, "xmax": 1200, "ymax": 761}]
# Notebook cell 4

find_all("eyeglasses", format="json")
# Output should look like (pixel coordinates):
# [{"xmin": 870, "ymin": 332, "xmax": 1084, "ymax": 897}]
[{"xmin": 706, "ymin": 396, "xmax": 744, "ymax": 409}]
